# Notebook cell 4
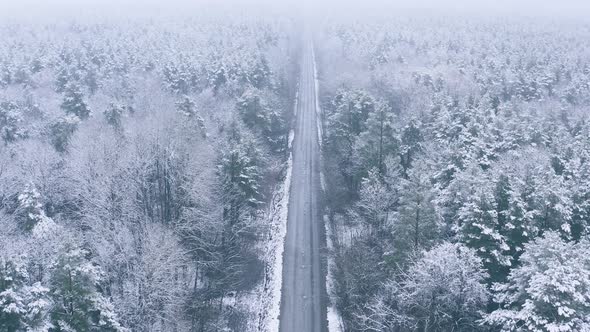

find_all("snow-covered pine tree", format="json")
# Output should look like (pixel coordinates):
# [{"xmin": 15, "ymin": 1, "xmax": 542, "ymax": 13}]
[
  {"xmin": 399, "ymin": 118, "xmax": 423, "ymax": 178},
  {"xmin": 458, "ymin": 177, "xmax": 511, "ymax": 282},
  {"xmin": 103, "ymin": 103, "xmax": 125, "ymax": 130},
  {"xmin": 0, "ymin": 101, "xmax": 24, "ymax": 144},
  {"xmin": 237, "ymin": 89, "xmax": 267, "ymax": 131},
  {"xmin": 373, "ymin": 242, "xmax": 489, "ymax": 332},
  {"xmin": 0, "ymin": 257, "xmax": 28, "ymax": 331},
  {"xmin": 49, "ymin": 245, "xmax": 125, "ymax": 332},
  {"xmin": 248, "ymin": 55, "xmax": 270, "ymax": 89},
  {"xmin": 485, "ymin": 232, "xmax": 590, "ymax": 331},
  {"xmin": 218, "ymin": 136, "xmax": 264, "ymax": 227},
  {"xmin": 326, "ymin": 89, "xmax": 376, "ymax": 192},
  {"xmin": 354, "ymin": 100, "xmax": 398, "ymax": 176},
  {"xmin": 355, "ymin": 168, "xmax": 392, "ymax": 236},
  {"xmin": 0, "ymin": 256, "xmax": 52, "ymax": 331},
  {"xmin": 176, "ymin": 95, "xmax": 197, "ymax": 118},
  {"xmin": 61, "ymin": 82, "xmax": 90, "ymax": 120},
  {"xmin": 393, "ymin": 160, "xmax": 439, "ymax": 258},
  {"xmin": 49, "ymin": 115, "xmax": 80, "ymax": 153},
  {"xmin": 16, "ymin": 182, "xmax": 55, "ymax": 232},
  {"xmin": 55, "ymin": 66, "xmax": 73, "ymax": 93}
]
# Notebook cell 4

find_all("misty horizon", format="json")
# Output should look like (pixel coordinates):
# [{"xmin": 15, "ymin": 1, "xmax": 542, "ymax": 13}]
[{"xmin": 2, "ymin": 0, "xmax": 590, "ymax": 19}]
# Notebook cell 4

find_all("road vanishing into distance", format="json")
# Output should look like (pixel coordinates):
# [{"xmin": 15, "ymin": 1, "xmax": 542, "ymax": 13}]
[{"xmin": 279, "ymin": 39, "xmax": 328, "ymax": 332}]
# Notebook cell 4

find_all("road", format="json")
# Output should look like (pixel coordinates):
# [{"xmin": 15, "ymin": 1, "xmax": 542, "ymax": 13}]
[{"xmin": 279, "ymin": 40, "xmax": 328, "ymax": 332}]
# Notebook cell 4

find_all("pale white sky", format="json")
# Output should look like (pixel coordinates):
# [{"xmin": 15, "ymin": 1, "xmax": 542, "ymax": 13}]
[{"xmin": 1, "ymin": 0, "xmax": 589, "ymax": 19}]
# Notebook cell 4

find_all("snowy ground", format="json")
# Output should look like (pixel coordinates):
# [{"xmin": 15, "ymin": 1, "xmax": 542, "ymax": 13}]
[
  {"xmin": 325, "ymin": 215, "xmax": 344, "ymax": 332},
  {"xmin": 235, "ymin": 151, "xmax": 292, "ymax": 332},
  {"xmin": 313, "ymin": 43, "xmax": 344, "ymax": 332},
  {"xmin": 235, "ymin": 90, "xmax": 297, "ymax": 332}
]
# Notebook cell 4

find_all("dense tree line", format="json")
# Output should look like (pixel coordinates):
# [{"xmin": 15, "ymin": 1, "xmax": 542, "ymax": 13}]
[
  {"xmin": 317, "ymin": 16, "xmax": 590, "ymax": 332},
  {"xmin": 0, "ymin": 13, "xmax": 298, "ymax": 331}
]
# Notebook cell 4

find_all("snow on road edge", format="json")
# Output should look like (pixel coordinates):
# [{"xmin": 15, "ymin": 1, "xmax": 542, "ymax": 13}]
[
  {"xmin": 264, "ymin": 153, "xmax": 292, "ymax": 332},
  {"xmin": 245, "ymin": 86, "xmax": 297, "ymax": 332},
  {"xmin": 312, "ymin": 42, "xmax": 344, "ymax": 332},
  {"xmin": 312, "ymin": 44, "xmax": 323, "ymax": 149},
  {"xmin": 325, "ymin": 215, "xmax": 344, "ymax": 332},
  {"xmin": 243, "ymin": 142, "xmax": 292, "ymax": 332}
]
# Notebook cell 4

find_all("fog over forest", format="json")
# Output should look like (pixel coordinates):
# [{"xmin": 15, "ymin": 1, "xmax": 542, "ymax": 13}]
[
  {"xmin": 1, "ymin": 0, "xmax": 590, "ymax": 332},
  {"xmin": 3, "ymin": 0, "xmax": 590, "ymax": 17}
]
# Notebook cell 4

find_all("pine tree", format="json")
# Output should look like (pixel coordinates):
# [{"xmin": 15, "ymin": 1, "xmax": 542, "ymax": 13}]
[
  {"xmin": 567, "ymin": 153, "xmax": 590, "ymax": 240},
  {"xmin": 55, "ymin": 66, "xmax": 77, "ymax": 93},
  {"xmin": 486, "ymin": 232, "xmax": 590, "ymax": 331},
  {"xmin": 264, "ymin": 107, "xmax": 286, "ymax": 153},
  {"xmin": 49, "ymin": 115, "xmax": 79, "ymax": 153},
  {"xmin": 84, "ymin": 66, "xmax": 100, "ymax": 95},
  {"xmin": 0, "ymin": 101, "xmax": 24, "ymax": 144},
  {"xmin": 16, "ymin": 182, "xmax": 53, "ymax": 232},
  {"xmin": 211, "ymin": 65, "xmax": 227, "ymax": 94},
  {"xmin": 30, "ymin": 57, "xmax": 44, "ymax": 74},
  {"xmin": 237, "ymin": 89, "xmax": 267, "ymax": 131},
  {"xmin": 176, "ymin": 95, "xmax": 197, "ymax": 117},
  {"xmin": 61, "ymin": 83, "xmax": 90, "ymax": 120},
  {"xmin": 326, "ymin": 89, "xmax": 376, "ymax": 192},
  {"xmin": 534, "ymin": 169, "xmax": 573, "ymax": 236},
  {"xmin": 249, "ymin": 55, "xmax": 270, "ymax": 89},
  {"xmin": 379, "ymin": 242, "xmax": 489, "ymax": 332},
  {"xmin": 218, "ymin": 138, "xmax": 263, "ymax": 227},
  {"xmin": 12, "ymin": 65, "xmax": 32, "ymax": 86},
  {"xmin": 103, "ymin": 103, "xmax": 124, "ymax": 130},
  {"xmin": 49, "ymin": 246, "xmax": 125, "ymax": 332},
  {"xmin": 237, "ymin": 89, "xmax": 286, "ymax": 152},
  {"xmin": 459, "ymin": 180, "xmax": 511, "ymax": 282},
  {"xmin": 0, "ymin": 65, "xmax": 12, "ymax": 87},
  {"xmin": 0, "ymin": 257, "xmax": 28, "ymax": 331},
  {"xmin": 399, "ymin": 119, "xmax": 423, "ymax": 177},
  {"xmin": 493, "ymin": 174, "xmax": 530, "ymax": 271},
  {"xmin": 354, "ymin": 101, "xmax": 398, "ymax": 176},
  {"xmin": 510, "ymin": 154, "xmax": 573, "ymax": 238},
  {"xmin": 0, "ymin": 257, "xmax": 52, "ymax": 331},
  {"xmin": 355, "ymin": 169, "xmax": 392, "ymax": 236},
  {"xmin": 393, "ymin": 161, "xmax": 439, "ymax": 258},
  {"xmin": 175, "ymin": 95, "xmax": 208, "ymax": 138}
]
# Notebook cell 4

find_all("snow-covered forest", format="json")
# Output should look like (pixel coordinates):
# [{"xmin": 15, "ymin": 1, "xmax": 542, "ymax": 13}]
[
  {"xmin": 316, "ymin": 15, "xmax": 590, "ymax": 332},
  {"xmin": 2, "ymin": 1, "xmax": 590, "ymax": 332},
  {"xmin": 0, "ymin": 9, "xmax": 299, "ymax": 331}
]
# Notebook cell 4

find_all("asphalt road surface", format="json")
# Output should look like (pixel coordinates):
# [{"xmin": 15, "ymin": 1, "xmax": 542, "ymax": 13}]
[{"xmin": 279, "ymin": 40, "xmax": 328, "ymax": 332}]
